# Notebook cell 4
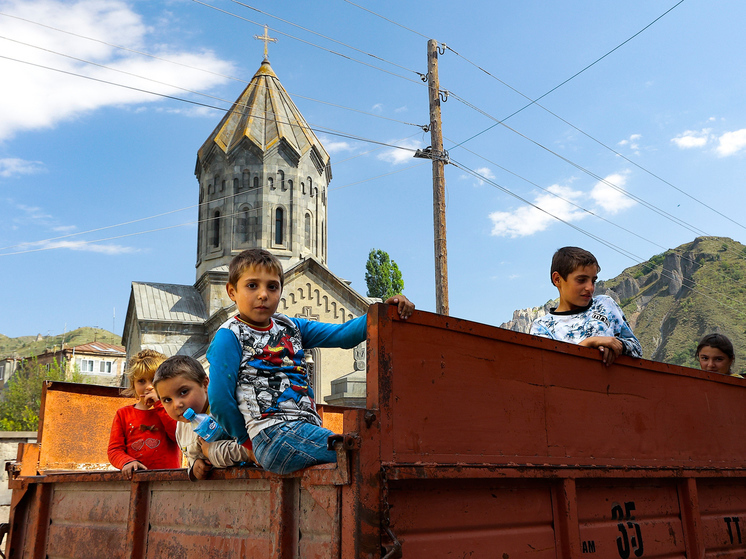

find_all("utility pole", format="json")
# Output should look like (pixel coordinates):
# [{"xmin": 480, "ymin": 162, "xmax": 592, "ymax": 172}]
[{"xmin": 425, "ymin": 39, "xmax": 449, "ymax": 315}]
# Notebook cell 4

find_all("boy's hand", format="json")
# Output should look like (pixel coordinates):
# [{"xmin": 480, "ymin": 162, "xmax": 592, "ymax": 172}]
[
  {"xmin": 198, "ymin": 436, "xmax": 212, "ymax": 460},
  {"xmin": 384, "ymin": 295, "xmax": 415, "ymax": 320},
  {"xmin": 192, "ymin": 458, "xmax": 213, "ymax": 480},
  {"xmin": 579, "ymin": 336, "xmax": 624, "ymax": 366},
  {"xmin": 122, "ymin": 460, "xmax": 147, "ymax": 479},
  {"xmin": 142, "ymin": 390, "xmax": 157, "ymax": 408}
]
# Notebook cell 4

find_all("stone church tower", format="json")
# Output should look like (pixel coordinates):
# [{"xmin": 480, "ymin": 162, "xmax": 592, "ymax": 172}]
[{"xmin": 123, "ymin": 52, "xmax": 370, "ymax": 405}]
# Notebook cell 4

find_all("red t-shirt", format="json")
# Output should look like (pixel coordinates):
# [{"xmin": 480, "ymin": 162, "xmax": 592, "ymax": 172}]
[{"xmin": 108, "ymin": 401, "xmax": 182, "ymax": 470}]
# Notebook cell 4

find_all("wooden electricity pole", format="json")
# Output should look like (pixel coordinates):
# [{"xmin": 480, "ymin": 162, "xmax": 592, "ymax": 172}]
[{"xmin": 426, "ymin": 39, "xmax": 449, "ymax": 315}]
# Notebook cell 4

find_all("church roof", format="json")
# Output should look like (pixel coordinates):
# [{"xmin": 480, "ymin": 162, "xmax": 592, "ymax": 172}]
[
  {"xmin": 197, "ymin": 59, "xmax": 329, "ymax": 164},
  {"xmin": 129, "ymin": 282, "xmax": 207, "ymax": 323}
]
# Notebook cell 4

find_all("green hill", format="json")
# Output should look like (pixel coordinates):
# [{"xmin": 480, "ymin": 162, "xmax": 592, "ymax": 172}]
[{"xmin": 0, "ymin": 327, "xmax": 122, "ymax": 359}]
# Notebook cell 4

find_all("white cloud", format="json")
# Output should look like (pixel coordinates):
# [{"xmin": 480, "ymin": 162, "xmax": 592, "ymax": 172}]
[
  {"xmin": 19, "ymin": 239, "xmax": 137, "ymax": 254},
  {"xmin": 489, "ymin": 184, "xmax": 588, "ymax": 238},
  {"xmin": 371, "ymin": 103, "xmax": 383, "ymax": 112},
  {"xmin": 489, "ymin": 173, "xmax": 636, "ymax": 237},
  {"xmin": 376, "ymin": 138, "xmax": 422, "ymax": 165},
  {"xmin": 323, "ymin": 140, "xmax": 355, "ymax": 154},
  {"xmin": 617, "ymin": 134, "xmax": 641, "ymax": 153},
  {"xmin": 473, "ymin": 167, "xmax": 495, "ymax": 186},
  {"xmin": 671, "ymin": 129, "xmax": 711, "ymax": 149},
  {"xmin": 716, "ymin": 129, "xmax": 746, "ymax": 157},
  {"xmin": 589, "ymin": 173, "xmax": 636, "ymax": 214},
  {"xmin": 394, "ymin": 106, "xmax": 408, "ymax": 113},
  {"xmin": 0, "ymin": 158, "xmax": 46, "ymax": 178},
  {"xmin": 0, "ymin": 0, "xmax": 235, "ymax": 141}
]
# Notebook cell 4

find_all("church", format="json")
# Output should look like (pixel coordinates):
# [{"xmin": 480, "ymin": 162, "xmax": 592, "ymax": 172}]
[{"xmin": 122, "ymin": 44, "xmax": 371, "ymax": 406}]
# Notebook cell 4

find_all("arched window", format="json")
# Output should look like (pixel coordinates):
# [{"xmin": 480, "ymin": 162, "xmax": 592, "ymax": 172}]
[
  {"xmin": 322, "ymin": 189, "xmax": 326, "ymax": 206},
  {"xmin": 304, "ymin": 213, "xmax": 311, "ymax": 249},
  {"xmin": 288, "ymin": 179, "xmax": 293, "ymax": 191},
  {"xmin": 275, "ymin": 208, "xmax": 284, "ymax": 245},
  {"xmin": 301, "ymin": 182, "xmax": 305, "ymax": 195},
  {"xmin": 214, "ymin": 175, "xmax": 220, "ymax": 192},
  {"xmin": 279, "ymin": 170, "xmax": 285, "ymax": 190},
  {"xmin": 308, "ymin": 177, "xmax": 313, "ymax": 195},
  {"xmin": 207, "ymin": 183, "xmax": 213, "ymax": 195},
  {"xmin": 321, "ymin": 221, "xmax": 325, "ymax": 258},
  {"xmin": 242, "ymin": 170, "xmax": 249, "ymax": 189},
  {"xmin": 221, "ymin": 179, "xmax": 225, "ymax": 192},
  {"xmin": 240, "ymin": 206, "xmax": 251, "ymax": 242},
  {"xmin": 268, "ymin": 177, "xmax": 274, "ymax": 190},
  {"xmin": 233, "ymin": 178, "xmax": 238, "ymax": 192},
  {"xmin": 211, "ymin": 211, "xmax": 221, "ymax": 248},
  {"xmin": 253, "ymin": 176, "xmax": 259, "ymax": 189}
]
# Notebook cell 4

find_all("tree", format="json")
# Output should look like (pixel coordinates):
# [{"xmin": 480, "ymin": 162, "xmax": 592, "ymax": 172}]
[
  {"xmin": 0, "ymin": 358, "xmax": 84, "ymax": 431},
  {"xmin": 365, "ymin": 249, "xmax": 404, "ymax": 301}
]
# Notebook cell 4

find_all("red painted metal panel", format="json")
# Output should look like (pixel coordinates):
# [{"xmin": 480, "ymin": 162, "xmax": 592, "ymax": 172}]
[
  {"xmin": 386, "ymin": 478, "xmax": 556, "ymax": 558},
  {"xmin": 697, "ymin": 479, "xmax": 746, "ymax": 557}
]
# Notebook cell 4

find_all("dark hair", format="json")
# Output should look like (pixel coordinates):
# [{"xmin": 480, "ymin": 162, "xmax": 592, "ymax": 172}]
[
  {"xmin": 153, "ymin": 355, "xmax": 206, "ymax": 391},
  {"xmin": 228, "ymin": 248, "xmax": 284, "ymax": 289},
  {"xmin": 695, "ymin": 333, "xmax": 735, "ymax": 362},
  {"xmin": 122, "ymin": 349, "xmax": 166, "ymax": 397},
  {"xmin": 551, "ymin": 246, "xmax": 600, "ymax": 285}
]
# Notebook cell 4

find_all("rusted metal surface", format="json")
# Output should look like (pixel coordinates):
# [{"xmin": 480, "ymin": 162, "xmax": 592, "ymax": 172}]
[
  {"xmin": 8, "ymin": 304, "xmax": 746, "ymax": 558},
  {"xmin": 38, "ymin": 382, "xmax": 129, "ymax": 471}
]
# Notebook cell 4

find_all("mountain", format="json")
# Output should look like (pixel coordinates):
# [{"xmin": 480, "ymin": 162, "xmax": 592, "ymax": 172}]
[
  {"xmin": 501, "ymin": 236, "xmax": 746, "ymax": 375},
  {"xmin": 0, "ymin": 328, "xmax": 122, "ymax": 359}
]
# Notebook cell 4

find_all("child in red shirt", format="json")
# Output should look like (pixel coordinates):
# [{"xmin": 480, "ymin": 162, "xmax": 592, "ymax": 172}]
[{"xmin": 108, "ymin": 350, "xmax": 181, "ymax": 477}]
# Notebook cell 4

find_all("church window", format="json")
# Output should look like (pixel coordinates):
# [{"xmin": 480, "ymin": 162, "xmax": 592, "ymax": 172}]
[
  {"xmin": 308, "ymin": 177, "xmax": 313, "ymax": 195},
  {"xmin": 268, "ymin": 177, "xmax": 274, "ymax": 190},
  {"xmin": 233, "ymin": 178, "xmax": 238, "ymax": 192},
  {"xmin": 279, "ymin": 170, "xmax": 285, "ymax": 190},
  {"xmin": 322, "ymin": 189, "xmax": 326, "ymax": 206},
  {"xmin": 212, "ymin": 210, "xmax": 221, "ymax": 248},
  {"xmin": 214, "ymin": 175, "xmax": 220, "ymax": 192},
  {"xmin": 221, "ymin": 179, "xmax": 225, "ymax": 192},
  {"xmin": 304, "ymin": 213, "xmax": 311, "ymax": 249},
  {"xmin": 288, "ymin": 179, "xmax": 293, "ymax": 191},
  {"xmin": 254, "ymin": 176, "xmax": 259, "ymax": 189},
  {"xmin": 321, "ymin": 221, "xmax": 325, "ymax": 258},
  {"xmin": 242, "ymin": 170, "xmax": 249, "ymax": 189},
  {"xmin": 208, "ymin": 184, "xmax": 213, "ymax": 195},
  {"xmin": 275, "ymin": 208, "xmax": 284, "ymax": 245},
  {"xmin": 301, "ymin": 182, "xmax": 305, "ymax": 195}
]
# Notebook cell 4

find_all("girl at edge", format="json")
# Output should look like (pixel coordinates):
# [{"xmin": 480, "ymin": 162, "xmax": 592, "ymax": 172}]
[
  {"xmin": 696, "ymin": 333, "xmax": 741, "ymax": 378},
  {"xmin": 108, "ymin": 349, "xmax": 182, "ymax": 477}
]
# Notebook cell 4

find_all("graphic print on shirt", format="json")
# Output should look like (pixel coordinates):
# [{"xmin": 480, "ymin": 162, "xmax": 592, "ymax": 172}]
[{"xmin": 232, "ymin": 316, "xmax": 317, "ymax": 424}]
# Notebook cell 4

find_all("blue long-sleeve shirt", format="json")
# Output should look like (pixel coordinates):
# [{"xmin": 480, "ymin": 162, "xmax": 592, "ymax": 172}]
[{"xmin": 207, "ymin": 313, "xmax": 366, "ymax": 443}]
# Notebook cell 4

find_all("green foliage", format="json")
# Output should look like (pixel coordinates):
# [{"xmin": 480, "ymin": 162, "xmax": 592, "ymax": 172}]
[
  {"xmin": 0, "ymin": 358, "xmax": 85, "ymax": 431},
  {"xmin": 668, "ymin": 340, "xmax": 699, "ymax": 368},
  {"xmin": 365, "ymin": 249, "xmax": 404, "ymax": 301}
]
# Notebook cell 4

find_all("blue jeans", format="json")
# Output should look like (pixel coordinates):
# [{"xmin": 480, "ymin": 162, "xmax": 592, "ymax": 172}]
[{"xmin": 252, "ymin": 421, "xmax": 337, "ymax": 474}]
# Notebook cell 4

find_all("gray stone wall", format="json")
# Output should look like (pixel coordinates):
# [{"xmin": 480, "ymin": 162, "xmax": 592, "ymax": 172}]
[{"xmin": 0, "ymin": 432, "xmax": 37, "ymax": 524}]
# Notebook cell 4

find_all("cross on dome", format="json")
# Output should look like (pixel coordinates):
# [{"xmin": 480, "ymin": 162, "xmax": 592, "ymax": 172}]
[{"xmin": 254, "ymin": 24, "xmax": 277, "ymax": 60}]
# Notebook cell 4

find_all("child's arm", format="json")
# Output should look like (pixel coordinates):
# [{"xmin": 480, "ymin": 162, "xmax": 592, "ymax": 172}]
[
  {"xmin": 206, "ymin": 328, "xmax": 251, "ymax": 445},
  {"xmin": 579, "ymin": 336, "xmax": 624, "ymax": 366},
  {"xmin": 107, "ymin": 408, "xmax": 141, "ymax": 471},
  {"xmin": 383, "ymin": 295, "xmax": 415, "ymax": 320},
  {"xmin": 153, "ymin": 401, "xmax": 178, "ymax": 443},
  {"xmin": 600, "ymin": 296, "xmax": 643, "ymax": 358},
  {"xmin": 198, "ymin": 437, "xmax": 254, "ymax": 468}
]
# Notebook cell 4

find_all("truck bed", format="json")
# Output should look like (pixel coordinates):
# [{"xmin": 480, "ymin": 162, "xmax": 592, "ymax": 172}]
[{"xmin": 6, "ymin": 304, "xmax": 746, "ymax": 558}]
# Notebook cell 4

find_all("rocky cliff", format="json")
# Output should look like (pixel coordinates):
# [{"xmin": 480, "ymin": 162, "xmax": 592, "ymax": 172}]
[{"xmin": 501, "ymin": 236, "xmax": 746, "ymax": 374}]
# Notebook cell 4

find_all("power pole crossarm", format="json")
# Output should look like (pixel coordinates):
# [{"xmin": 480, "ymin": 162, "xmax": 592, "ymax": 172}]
[{"xmin": 426, "ymin": 39, "xmax": 449, "ymax": 315}]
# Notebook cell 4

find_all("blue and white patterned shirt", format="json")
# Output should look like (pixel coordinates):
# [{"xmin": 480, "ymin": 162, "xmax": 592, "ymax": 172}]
[{"xmin": 530, "ymin": 295, "xmax": 642, "ymax": 357}]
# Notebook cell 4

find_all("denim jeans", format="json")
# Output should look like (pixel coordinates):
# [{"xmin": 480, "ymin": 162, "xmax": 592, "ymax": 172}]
[{"xmin": 252, "ymin": 420, "xmax": 337, "ymax": 474}]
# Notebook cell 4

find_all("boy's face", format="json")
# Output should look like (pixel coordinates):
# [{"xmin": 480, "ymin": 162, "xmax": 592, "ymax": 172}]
[
  {"xmin": 226, "ymin": 264, "xmax": 282, "ymax": 327},
  {"xmin": 157, "ymin": 376, "xmax": 209, "ymax": 422},
  {"xmin": 553, "ymin": 264, "xmax": 598, "ymax": 312}
]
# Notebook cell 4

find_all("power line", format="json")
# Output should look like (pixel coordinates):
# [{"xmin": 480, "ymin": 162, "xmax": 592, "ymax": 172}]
[
  {"xmin": 341, "ymin": 0, "xmax": 430, "ymax": 40},
  {"xmin": 447, "ymin": 90, "xmax": 708, "ymax": 238},
  {"xmin": 191, "ymin": 0, "xmax": 425, "ymax": 85},
  {"xmin": 228, "ymin": 0, "xmax": 422, "ymax": 76},
  {"xmin": 448, "ymin": 0, "xmax": 686, "ymax": 147}
]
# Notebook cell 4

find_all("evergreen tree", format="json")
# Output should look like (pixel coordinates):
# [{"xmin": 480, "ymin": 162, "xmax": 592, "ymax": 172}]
[{"xmin": 365, "ymin": 249, "xmax": 404, "ymax": 300}]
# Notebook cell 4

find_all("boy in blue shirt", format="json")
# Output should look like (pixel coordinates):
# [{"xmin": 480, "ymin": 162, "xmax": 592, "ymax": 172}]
[
  {"xmin": 207, "ymin": 248, "xmax": 414, "ymax": 474},
  {"xmin": 530, "ymin": 246, "xmax": 642, "ymax": 366}
]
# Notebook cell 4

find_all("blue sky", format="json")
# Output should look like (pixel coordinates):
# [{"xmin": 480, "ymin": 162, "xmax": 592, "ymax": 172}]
[{"xmin": 2, "ymin": 0, "xmax": 746, "ymax": 338}]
